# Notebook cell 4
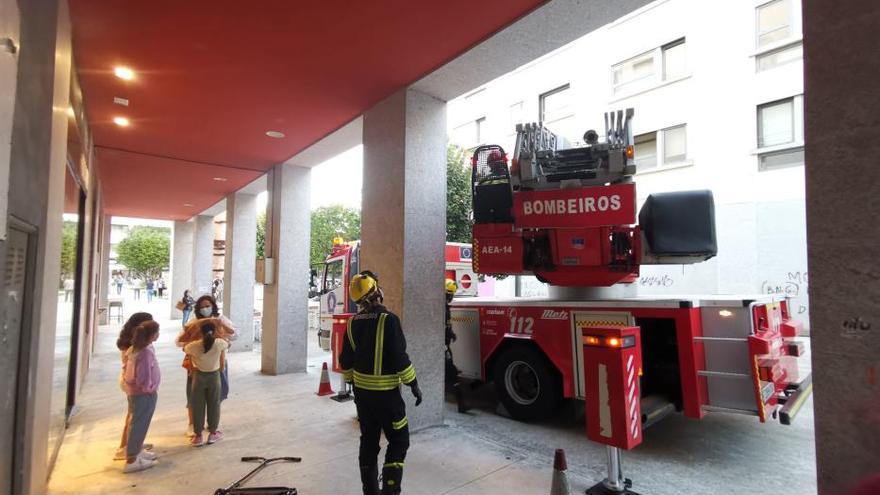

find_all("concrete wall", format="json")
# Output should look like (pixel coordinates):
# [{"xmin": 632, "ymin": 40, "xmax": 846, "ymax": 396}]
[
  {"xmin": 171, "ymin": 220, "xmax": 194, "ymax": 318},
  {"xmin": 261, "ymin": 164, "xmax": 311, "ymax": 374},
  {"xmin": 804, "ymin": 2, "xmax": 880, "ymax": 493},
  {"xmin": 0, "ymin": 0, "xmax": 18, "ymax": 245},
  {"xmin": 362, "ymin": 89, "xmax": 448, "ymax": 429},
  {"xmin": 192, "ymin": 215, "xmax": 215, "ymax": 297},
  {"xmin": 0, "ymin": 0, "xmax": 72, "ymax": 492},
  {"xmin": 98, "ymin": 215, "xmax": 110, "ymax": 325},
  {"xmin": 223, "ymin": 192, "xmax": 256, "ymax": 351}
]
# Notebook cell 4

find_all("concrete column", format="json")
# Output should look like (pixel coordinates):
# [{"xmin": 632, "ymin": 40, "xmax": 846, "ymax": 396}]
[
  {"xmin": 98, "ymin": 215, "xmax": 110, "ymax": 325},
  {"xmin": 223, "ymin": 192, "xmax": 257, "ymax": 351},
  {"xmin": 191, "ymin": 214, "xmax": 215, "ymax": 297},
  {"xmin": 804, "ymin": 3, "xmax": 880, "ymax": 494},
  {"xmin": 361, "ymin": 88, "xmax": 447, "ymax": 430},
  {"xmin": 261, "ymin": 164, "xmax": 310, "ymax": 374},
  {"xmin": 171, "ymin": 220, "xmax": 194, "ymax": 319}
]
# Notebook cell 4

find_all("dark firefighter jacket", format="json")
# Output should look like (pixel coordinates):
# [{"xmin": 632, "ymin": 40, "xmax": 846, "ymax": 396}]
[{"xmin": 339, "ymin": 306, "xmax": 417, "ymax": 391}]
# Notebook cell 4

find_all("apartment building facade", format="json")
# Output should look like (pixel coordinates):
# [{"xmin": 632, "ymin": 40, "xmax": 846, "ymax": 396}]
[{"xmin": 448, "ymin": 0, "xmax": 809, "ymax": 324}]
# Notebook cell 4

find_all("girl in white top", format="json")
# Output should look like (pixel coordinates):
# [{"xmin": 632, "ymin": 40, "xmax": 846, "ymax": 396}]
[{"xmin": 184, "ymin": 322, "xmax": 228, "ymax": 446}]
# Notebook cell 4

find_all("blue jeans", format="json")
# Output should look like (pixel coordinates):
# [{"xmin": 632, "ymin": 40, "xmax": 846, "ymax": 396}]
[
  {"xmin": 126, "ymin": 393, "xmax": 157, "ymax": 457},
  {"xmin": 181, "ymin": 309, "xmax": 192, "ymax": 327},
  {"xmin": 146, "ymin": 289, "xmax": 153, "ymax": 302}
]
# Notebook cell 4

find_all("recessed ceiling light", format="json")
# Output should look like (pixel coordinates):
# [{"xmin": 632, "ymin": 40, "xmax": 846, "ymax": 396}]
[
  {"xmin": 114, "ymin": 66, "xmax": 135, "ymax": 80},
  {"xmin": 183, "ymin": 203, "xmax": 194, "ymax": 207},
  {"xmin": 212, "ymin": 177, "xmax": 227, "ymax": 182},
  {"xmin": 113, "ymin": 96, "xmax": 130, "ymax": 107},
  {"xmin": 265, "ymin": 130, "xmax": 285, "ymax": 139},
  {"xmin": 113, "ymin": 116, "xmax": 130, "ymax": 127}
]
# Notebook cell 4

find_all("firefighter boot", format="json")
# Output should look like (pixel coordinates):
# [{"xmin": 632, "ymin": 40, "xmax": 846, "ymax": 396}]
[
  {"xmin": 360, "ymin": 464, "xmax": 379, "ymax": 495},
  {"xmin": 380, "ymin": 466, "xmax": 403, "ymax": 495}
]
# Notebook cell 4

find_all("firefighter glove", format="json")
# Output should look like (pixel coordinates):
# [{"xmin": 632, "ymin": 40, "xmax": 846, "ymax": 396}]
[{"xmin": 408, "ymin": 380, "xmax": 423, "ymax": 406}]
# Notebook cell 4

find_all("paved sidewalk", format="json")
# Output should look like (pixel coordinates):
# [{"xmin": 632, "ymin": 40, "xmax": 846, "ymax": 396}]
[{"xmin": 48, "ymin": 319, "xmax": 816, "ymax": 494}]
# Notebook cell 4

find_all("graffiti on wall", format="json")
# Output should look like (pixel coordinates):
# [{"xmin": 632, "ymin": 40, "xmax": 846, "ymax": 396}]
[
  {"xmin": 639, "ymin": 274, "xmax": 675, "ymax": 288},
  {"xmin": 760, "ymin": 270, "xmax": 809, "ymax": 316}
]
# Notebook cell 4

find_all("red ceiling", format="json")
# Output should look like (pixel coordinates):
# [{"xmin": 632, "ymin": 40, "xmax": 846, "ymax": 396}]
[{"xmin": 68, "ymin": 1, "xmax": 547, "ymax": 220}]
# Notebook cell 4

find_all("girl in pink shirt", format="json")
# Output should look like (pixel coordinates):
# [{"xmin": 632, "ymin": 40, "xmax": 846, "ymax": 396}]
[
  {"xmin": 114, "ymin": 312, "xmax": 154, "ymax": 461},
  {"xmin": 121, "ymin": 320, "xmax": 161, "ymax": 473}
]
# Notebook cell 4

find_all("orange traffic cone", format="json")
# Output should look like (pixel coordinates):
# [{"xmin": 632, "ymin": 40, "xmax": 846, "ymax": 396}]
[
  {"xmin": 317, "ymin": 362, "xmax": 335, "ymax": 396},
  {"xmin": 550, "ymin": 449, "xmax": 571, "ymax": 495}
]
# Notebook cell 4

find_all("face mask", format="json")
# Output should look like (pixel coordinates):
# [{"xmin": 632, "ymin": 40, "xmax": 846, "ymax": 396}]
[{"xmin": 199, "ymin": 307, "xmax": 213, "ymax": 318}]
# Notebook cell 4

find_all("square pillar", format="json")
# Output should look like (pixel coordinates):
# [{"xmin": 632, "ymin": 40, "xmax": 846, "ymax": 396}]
[
  {"xmin": 98, "ymin": 215, "xmax": 111, "ymax": 325},
  {"xmin": 223, "ymin": 192, "xmax": 257, "ymax": 351},
  {"xmin": 171, "ymin": 220, "xmax": 194, "ymax": 318},
  {"xmin": 261, "ymin": 163, "xmax": 310, "ymax": 374},
  {"xmin": 804, "ymin": 2, "xmax": 880, "ymax": 493},
  {"xmin": 361, "ymin": 88, "xmax": 447, "ymax": 429},
  {"xmin": 191, "ymin": 214, "xmax": 215, "ymax": 297}
]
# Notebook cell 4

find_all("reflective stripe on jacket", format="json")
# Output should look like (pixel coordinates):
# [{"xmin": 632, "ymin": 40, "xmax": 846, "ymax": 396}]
[{"xmin": 339, "ymin": 306, "xmax": 416, "ymax": 391}]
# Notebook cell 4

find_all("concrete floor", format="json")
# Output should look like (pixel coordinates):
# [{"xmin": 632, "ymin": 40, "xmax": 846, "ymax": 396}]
[{"xmin": 48, "ymin": 320, "xmax": 817, "ymax": 494}]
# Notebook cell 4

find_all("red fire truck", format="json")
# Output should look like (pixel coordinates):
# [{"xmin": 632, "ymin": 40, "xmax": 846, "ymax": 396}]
[
  {"xmin": 317, "ymin": 239, "xmax": 478, "ymax": 351},
  {"xmin": 449, "ymin": 110, "xmax": 812, "ymax": 434},
  {"xmin": 457, "ymin": 111, "xmax": 811, "ymax": 492}
]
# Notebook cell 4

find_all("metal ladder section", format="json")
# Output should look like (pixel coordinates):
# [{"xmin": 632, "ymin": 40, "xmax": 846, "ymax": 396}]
[{"xmin": 694, "ymin": 306, "xmax": 760, "ymax": 416}]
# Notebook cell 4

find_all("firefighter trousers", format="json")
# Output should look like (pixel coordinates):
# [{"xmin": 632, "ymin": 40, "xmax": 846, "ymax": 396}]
[{"xmin": 354, "ymin": 387, "xmax": 410, "ymax": 494}]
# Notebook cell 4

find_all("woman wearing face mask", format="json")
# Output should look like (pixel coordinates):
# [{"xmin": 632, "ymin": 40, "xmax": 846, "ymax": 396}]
[{"xmin": 175, "ymin": 295, "xmax": 236, "ymax": 437}]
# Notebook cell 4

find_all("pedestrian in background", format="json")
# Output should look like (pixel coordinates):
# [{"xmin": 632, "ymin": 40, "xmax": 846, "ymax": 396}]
[
  {"xmin": 122, "ymin": 320, "xmax": 161, "ymax": 473},
  {"xmin": 146, "ymin": 279, "xmax": 155, "ymax": 302},
  {"xmin": 184, "ymin": 321, "xmax": 228, "ymax": 446},
  {"xmin": 63, "ymin": 278, "xmax": 74, "ymax": 302},
  {"xmin": 113, "ymin": 312, "xmax": 155, "ymax": 462},
  {"xmin": 178, "ymin": 290, "xmax": 195, "ymax": 327}
]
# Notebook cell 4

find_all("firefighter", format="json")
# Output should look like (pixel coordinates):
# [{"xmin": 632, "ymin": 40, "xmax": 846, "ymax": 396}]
[
  {"xmin": 482, "ymin": 149, "xmax": 510, "ymax": 185},
  {"xmin": 340, "ymin": 270, "xmax": 422, "ymax": 495},
  {"xmin": 445, "ymin": 278, "xmax": 468, "ymax": 413}
]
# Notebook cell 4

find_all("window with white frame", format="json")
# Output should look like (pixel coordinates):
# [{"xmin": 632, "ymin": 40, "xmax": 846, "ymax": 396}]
[
  {"xmin": 756, "ymin": 43, "xmax": 802, "ymax": 71},
  {"xmin": 509, "ymin": 101, "xmax": 524, "ymax": 132},
  {"xmin": 755, "ymin": 0, "xmax": 802, "ymax": 71},
  {"xmin": 451, "ymin": 117, "xmax": 485, "ymax": 150},
  {"xmin": 633, "ymin": 124, "xmax": 688, "ymax": 173},
  {"xmin": 757, "ymin": 95, "xmax": 804, "ymax": 170},
  {"xmin": 613, "ymin": 38, "xmax": 687, "ymax": 95},
  {"xmin": 539, "ymin": 85, "xmax": 572, "ymax": 123},
  {"xmin": 539, "ymin": 84, "xmax": 579, "ymax": 142},
  {"xmin": 756, "ymin": 0, "xmax": 793, "ymax": 48}
]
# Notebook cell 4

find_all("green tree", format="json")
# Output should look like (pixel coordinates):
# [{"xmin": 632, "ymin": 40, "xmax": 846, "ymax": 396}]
[
  {"xmin": 310, "ymin": 205, "xmax": 360, "ymax": 266},
  {"xmin": 116, "ymin": 226, "xmax": 170, "ymax": 279},
  {"xmin": 256, "ymin": 211, "xmax": 266, "ymax": 259},
  {"xmin": 447, "ymin": 143, "xmax": 472, "ymax": 243},
  {"xmin": 60, "ymin": 222, "xmax": 78, "ymax": 281}
]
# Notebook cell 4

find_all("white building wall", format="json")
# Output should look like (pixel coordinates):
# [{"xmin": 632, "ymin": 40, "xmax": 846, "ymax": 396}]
[{"xmin": 448, "ymin": 0, "xmax": 809, "ymax": 325}]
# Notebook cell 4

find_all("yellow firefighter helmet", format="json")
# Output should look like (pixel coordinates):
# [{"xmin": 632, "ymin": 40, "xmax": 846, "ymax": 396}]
[
  {"xmin": 445, "ymin": 278, "xmax": 458, "ymax": 295},
  {"xmin": 350, "ymin": 270, "xmax": 380, "ymax": 304}
]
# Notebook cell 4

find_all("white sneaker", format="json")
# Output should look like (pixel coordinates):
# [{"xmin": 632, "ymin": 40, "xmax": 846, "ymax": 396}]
[
  {"xmin": 139, "ymin": 450, "xmax": 158, "ymax": 461},
  {"xmin": 115, "ymin": 444, "xmax": 157, "ymax": 461},
  {"xmin": 123, "ymin": 456, "xmax": 157, "ymax": 473}
]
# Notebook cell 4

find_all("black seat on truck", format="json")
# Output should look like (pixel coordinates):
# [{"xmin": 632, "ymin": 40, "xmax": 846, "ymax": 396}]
[{"xmin": 639, "ymin": 190, "xmax": 717, "ymax": 258}]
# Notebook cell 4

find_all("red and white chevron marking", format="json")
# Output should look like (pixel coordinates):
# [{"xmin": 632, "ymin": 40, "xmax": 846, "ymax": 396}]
[{"xmin": 626, "ymin": 354, "xmax": 639, "ymax": 440}]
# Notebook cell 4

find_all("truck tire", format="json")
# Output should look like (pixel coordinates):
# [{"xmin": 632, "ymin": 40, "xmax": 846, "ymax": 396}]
[{"xmin": 493, "ymin": 346, "xmax": 560, "ymax": 421}]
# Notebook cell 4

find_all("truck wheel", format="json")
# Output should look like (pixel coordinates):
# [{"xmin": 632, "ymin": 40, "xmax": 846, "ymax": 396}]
[{"xmin": 493, "ymin": 346, "xmax": 560, "ymax": 421}]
